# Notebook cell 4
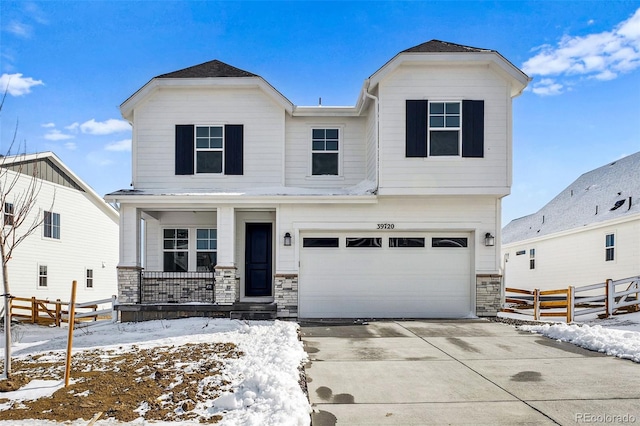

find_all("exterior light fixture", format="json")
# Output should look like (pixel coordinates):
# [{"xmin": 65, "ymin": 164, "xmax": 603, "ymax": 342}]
[
  {"xmin": 484, "ymin": 233, "xmax": 495, "ymax": 247},
  {"xmin": 284, "ymin": 232, "xmax": 292, "ymax": 246}
]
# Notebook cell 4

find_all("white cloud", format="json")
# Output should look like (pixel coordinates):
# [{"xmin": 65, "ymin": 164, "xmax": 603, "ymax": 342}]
[
  {"xmin": 0, "ymin": 73, "xmax": 44, "ymax": 96},
  {"xmin": 522, "ymin": 8, "xmax": 640, "ymax": 95},
  {"xmin": 6, "ymin": 20, "xmax": 32, "ymax": 38},
  {"xmin": 65, "ymin": 122, "xmax": 80, "ymax": 132},
  {"xmin": 105, "ymin": 139, "xmax": 132, "ymax": 152},
  {"xmin": 41, "ymin": 122, "xmax": 55, "ymax": 128},
  {"xmin": 44, "ymin": 129, "xmax": 74, "ymax": 141},
  {"xmin": 79, "ymin": 119, "xmax": 130, "ymax": 135},
  {"xmin": 530, "ymin": 78, "xmax": 564, "ymax": 96},
  {"xmin": 64, "ymin": 142, "xmax": 77, "ymax": 151},
  {"xmin": 587, "ymin": 19, "xmax": 595, "ymax": 26}
]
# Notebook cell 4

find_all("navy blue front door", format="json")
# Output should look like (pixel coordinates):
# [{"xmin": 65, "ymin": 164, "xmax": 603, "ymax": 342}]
[{"xmin": 245, "ymin": 223, "xmax": 273, "ymax": 297}]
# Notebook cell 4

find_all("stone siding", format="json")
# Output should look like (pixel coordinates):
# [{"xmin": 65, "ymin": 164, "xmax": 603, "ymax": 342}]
[
  {"xmin": 117, "ymin": 266, "xmax": 142, "ymax": 304},
  {"xmin": 274, "ymin": 274, "xmax": 298, "ymax": 318},
  {"xmin": 476, "ymin": 274, "xmax": 502, "ymax": 317},
  {"xmin": 214, "ymin": 266, "xmax": 239, "ymax": 305}
]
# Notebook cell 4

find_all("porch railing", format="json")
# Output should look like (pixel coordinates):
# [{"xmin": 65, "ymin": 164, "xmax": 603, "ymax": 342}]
[{"xmin": 141, "ymin": 271, "xmax": 215, "ymax": 304}]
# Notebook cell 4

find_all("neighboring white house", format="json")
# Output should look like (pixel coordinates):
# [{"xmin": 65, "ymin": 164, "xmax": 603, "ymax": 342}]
[
  {"xmin": 1, "ymin": 152, "xmax": 119, "ymax": 305},
  {"xmin": 106, "ymin": 40, "xmax": 529, "ymax": 320},
  {"xmin": 502, "ymin": 151, "xmax": 640, "ymax": 291}
]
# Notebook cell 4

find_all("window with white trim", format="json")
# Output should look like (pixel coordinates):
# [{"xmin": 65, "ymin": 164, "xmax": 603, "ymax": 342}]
[
  {"xmin": 44, "ymin": 211, "xmax": 60, "ymax": 239},
  {"xmin": 196, "ymin": 229, "xmax": 217, "ymax": 272},
  {"xmin": 163, "ymin": 229, "xmax": 189, "ymax": 272},
  {"xmin": 429, "ymin": 101, "xmax": 460, "ymax": 156},
  {"xmin": 3, "ymin": 202, "xmax": 14, "ymax": 226},
  {"xmin": 605, "ymin": 234, "xmax": 615, "ymax": 261},
  {"xmin": 529, "ymin": 248, "xmax": 536, "ymax": 270},
  {"xmin": 311, "ymin": 128, "xmax": 339, "ymax": 175},
  {"xmin": 196, "ymin": 126, "xmax": 223, "ymax": 173},
  {"xmin": 86, "ymin": 269, "xmax": 94, "ymax": 288},
  {"xmin": 38, "ymin": 265, "xmax": 48, "ymax": 287}
]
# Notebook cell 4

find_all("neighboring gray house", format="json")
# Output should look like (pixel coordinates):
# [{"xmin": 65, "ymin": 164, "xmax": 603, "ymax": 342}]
[
  {"xmin": 502, "ymin": 152, "xmax": 640, "ymax": 291},
  {"xmin": 107, "ymin": 40, "xmax": 529, "ymax": 320}
]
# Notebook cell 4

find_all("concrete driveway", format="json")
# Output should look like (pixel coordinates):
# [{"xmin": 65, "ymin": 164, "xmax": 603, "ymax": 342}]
[{"xmin": 300, "ymin": 319, "xmax": 640, "ymax": 425}]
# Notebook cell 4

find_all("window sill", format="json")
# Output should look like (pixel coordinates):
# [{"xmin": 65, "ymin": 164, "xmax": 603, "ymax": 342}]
[{"xmin": 305, "ymin": 175, "xmax": 345, "ymax": 181}]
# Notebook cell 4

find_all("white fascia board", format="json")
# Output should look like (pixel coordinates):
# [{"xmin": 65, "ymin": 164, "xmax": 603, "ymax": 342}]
[
  {"xmin": 368, "ymin": 52, "xmax": 530, "ymax": 97},
  {"xmin": 502, "ymin": 212, "xmax": 640, "ymax": 248},
  {"xmin": 104, "ymin": 193, "xmax": 378, "ymax": 205},
  {"xmin": 120, "ymin": 76, "xmax": 294, "ymax": 120},
  {"xmin": 292, "ymin": 106, "xmax": 361, "ymax": 117},
  {"xmin": 3, "ymin": 151, "xmax": 120, "ymax": 223},
  {"xmin": 377, "ymin": 186, "xmax": 510, "ymax": 196}
]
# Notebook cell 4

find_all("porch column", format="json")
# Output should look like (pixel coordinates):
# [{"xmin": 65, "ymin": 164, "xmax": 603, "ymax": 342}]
[
  {"xmin": 214, "ymin": 207, "xmax": 239, "ymax": 304},
  {"xmin": 117, "ymin": 205, "xmax": 141, "ymax": 304}
]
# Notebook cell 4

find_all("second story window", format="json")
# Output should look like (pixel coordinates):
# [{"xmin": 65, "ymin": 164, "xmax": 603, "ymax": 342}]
[
  {"xmin": 44, "ymin": 211, "xmax": 60, "ymax": 239},
  {"xmin": 529, "ymin": 248, "xmax": 536, "ymax": 270},
  {"xmin": 196, "ymin": 126, "xmax": 224, "ymax": 173},
  {"xmin": 311, "ymin": 128, "xmax": 339, "ymax": 176},
  {"xmin": 3, "ymin": 202, "xmax": 14, "ymax": 226},
  {"xmin": 605, "ymin": 233, "xmax": 615, "ymax": 261},
  {"xmin": 429, "ymin": 102, "xmax": 460, "ymax": 156}
]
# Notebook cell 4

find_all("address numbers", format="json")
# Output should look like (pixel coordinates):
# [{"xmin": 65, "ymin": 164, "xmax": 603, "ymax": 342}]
[{"xmin": 377, "ymin": 223, "xmax": 395, "ymax": 230}]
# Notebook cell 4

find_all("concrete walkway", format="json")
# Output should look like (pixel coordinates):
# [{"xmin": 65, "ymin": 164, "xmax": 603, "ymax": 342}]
[{"xmin": 300, "ymin": 319, "xmax": 640, "ymax": 425}]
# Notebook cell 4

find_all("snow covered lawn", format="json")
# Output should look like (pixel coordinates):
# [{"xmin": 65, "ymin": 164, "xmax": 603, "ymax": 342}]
[
  {"xmin": 505, "ymin": 311, "xmax": 640, "ymax": 363},
  {"xmin": 0, "ymin": 318, "xmax": 311, "ymax": 425}
]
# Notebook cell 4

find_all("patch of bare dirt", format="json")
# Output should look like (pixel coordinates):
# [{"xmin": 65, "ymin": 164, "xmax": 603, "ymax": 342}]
[{"xmin": 0, "ymin": 342, "xmax": 243, "ymax": 423}]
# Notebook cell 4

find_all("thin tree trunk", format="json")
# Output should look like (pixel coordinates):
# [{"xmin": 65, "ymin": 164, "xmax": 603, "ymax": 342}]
[{"xmin": 1, "ymin": 241, "xmax": 11, "ymax": 379}]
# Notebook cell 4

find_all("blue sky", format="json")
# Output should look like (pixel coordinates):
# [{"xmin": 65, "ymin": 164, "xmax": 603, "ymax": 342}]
[{"xmin": 1, "ymin": 1, "xmax": 639, "ymax": 225}]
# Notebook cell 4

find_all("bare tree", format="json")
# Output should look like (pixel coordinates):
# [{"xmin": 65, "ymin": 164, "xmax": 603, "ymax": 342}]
[{"xmin": 0, "ymin": 92, "xmax": 52, "ymax": 379}]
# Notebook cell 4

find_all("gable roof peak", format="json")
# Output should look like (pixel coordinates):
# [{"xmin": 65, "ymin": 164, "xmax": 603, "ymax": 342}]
[
  {"xmin": 156, "ymin": 59, "xmax": 258, "ymax": 79},
  {"xmin": 402, "ymin": 39, "xmax": 491, "ymax": 54}
]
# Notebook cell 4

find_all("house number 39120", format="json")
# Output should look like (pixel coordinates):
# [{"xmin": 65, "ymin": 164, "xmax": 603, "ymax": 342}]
[{"xmin": 377, "ymin": 223, "xmax": 395, "ymax": 229}]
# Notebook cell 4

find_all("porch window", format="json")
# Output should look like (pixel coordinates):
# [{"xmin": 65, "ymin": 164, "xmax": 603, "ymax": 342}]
[
  {"xmin": 163, "ymin": 228, "xmax": 189, "ymax": 272},
  {"xmin": 196, "ymin": 228, "xmax": 217, "ymax": 272}
]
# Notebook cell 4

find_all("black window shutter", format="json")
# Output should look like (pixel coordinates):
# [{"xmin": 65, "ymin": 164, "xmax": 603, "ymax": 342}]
[
  {"xmin": 405, "ymin": 100, "xmax": 428, "ymax": 157},
  {"xmin": 224, "ymin": 124, "xmax": 243, "ymax": 175},
  {"xmin": 175, "ymin": 125, "xmax": 194, "ymax": 175},
  {"xmin": 462, "ymin": 100, "xmax": 484, "ymax": 158}
]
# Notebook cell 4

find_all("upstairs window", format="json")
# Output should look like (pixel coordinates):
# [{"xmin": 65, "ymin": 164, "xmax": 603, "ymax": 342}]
[
  {"xmin": 3, "ymin": 202, "xmax": 14, "ymax": 226},
  {"xmin": 44, "ymin": 211, "xmax": 60, "ymax": 239},
  {"xmin": 163, "ymin": 228, "xmax": 189, "ymax": 272},
  {"xmin": 196, "ymin": 126, "xmax": 223, "ymax": 173},
  {"xmin": 529, "ymin": 248, "xmax": 536, "ymax": 270},
  {"xmin": 605, "ymin": 234, "xmax": 615, "ymax": 261},
  {"xmin": 406, "ymin": 99, "xmax": 484, "ymax": 158},
  {"xmin": 311, "ymin": 128, "xmax": 339, "ymax": 176},
  {"xmin": 175, "ymin": 124, "xmax": 243, "ymax": 175},
  {"xmin": 429, "ymin": 102, "xmax": 461, "ymax": 156}
]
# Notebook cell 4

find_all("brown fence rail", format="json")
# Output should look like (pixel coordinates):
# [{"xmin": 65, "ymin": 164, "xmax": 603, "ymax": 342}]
[
  {"xmin": 503, "ymin": 275, "xmax": 640, "ymax": 322},
  {"xmin": 7, "ymin": 295, "xmax": 117, "ymax": 327}
]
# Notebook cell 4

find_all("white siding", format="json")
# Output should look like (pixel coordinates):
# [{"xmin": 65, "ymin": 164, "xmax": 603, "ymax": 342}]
[
  {"xmin": 502, "ymin": 217, "xmax": 640, "ymax": 291},
  {"xmin": 133, "ymin": 87, "xmax": 285, "ymax": 190},
  {"xmin": 284, "ymin": 115, "xmax": 366, "ymax": 187},
  {"xmin": 364, "ymin": 102, "xmax": 377, "ymax": 183},
  {"xmin": 377, "ymin": 64, "xmax": 511, "ymax": 194},
  {"xmin": 6, "ymin": 171, "xmax": 119, "ymax": 305}
]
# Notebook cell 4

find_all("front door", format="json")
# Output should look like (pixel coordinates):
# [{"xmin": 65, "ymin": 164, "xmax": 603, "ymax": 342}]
[{"xmin": 245, "ymin": 223, "xmax": 273, "ymax": 297}]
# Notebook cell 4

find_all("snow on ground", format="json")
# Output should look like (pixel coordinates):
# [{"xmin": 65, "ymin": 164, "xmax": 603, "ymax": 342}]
[
  {"xmin": 0, "ymin": 318, "xmax": 311, "ymax": 425},
  {"xmin": 500, "ymin": 310, "xmax": 640, "ymax": 363}
]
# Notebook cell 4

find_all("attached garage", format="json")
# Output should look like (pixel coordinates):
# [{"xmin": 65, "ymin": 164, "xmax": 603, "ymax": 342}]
[{"xmin": 298, "ymin": 232, "xmax": 473, "ymax": 318}]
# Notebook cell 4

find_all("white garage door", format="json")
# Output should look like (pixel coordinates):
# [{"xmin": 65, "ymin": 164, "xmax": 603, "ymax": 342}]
[{"xmin": 299, "ymin": 233, "xmax": 472, "ymax": 318}]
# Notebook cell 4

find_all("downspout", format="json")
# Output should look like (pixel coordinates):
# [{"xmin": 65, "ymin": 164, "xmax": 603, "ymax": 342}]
[{"xmin": 363, "ymin": 80, "xmax": 379, "ymax": 190}]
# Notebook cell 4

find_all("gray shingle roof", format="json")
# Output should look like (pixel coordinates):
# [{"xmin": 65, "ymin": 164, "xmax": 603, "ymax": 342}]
[
  {"xmin": 402, "ymin": 40, "xmax": 491, "ymax": 53},
  {"xmin": 502, "ymin": 151, "xmax": 640, "ymax": 244},
  {"xmin": 156, "ymin": 59, "xmax": 257, "ymax": 78}
]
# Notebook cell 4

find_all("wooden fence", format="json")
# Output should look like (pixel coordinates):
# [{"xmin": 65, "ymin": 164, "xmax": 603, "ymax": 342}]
[
  {"xmin": 7, "ymin": 295, "xmax": 117, "ymax": 328},
  {"xmin": 503, "ymin": 275, "xmax": 639, "ymax": 322}
]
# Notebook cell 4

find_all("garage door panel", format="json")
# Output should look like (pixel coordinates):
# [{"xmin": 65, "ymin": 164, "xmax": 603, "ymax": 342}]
[{"xmin": 299, "ymin": 233, "xmax": 472, "ymax": 318}]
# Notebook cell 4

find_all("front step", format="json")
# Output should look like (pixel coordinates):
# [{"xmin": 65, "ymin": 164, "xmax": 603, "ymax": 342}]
[{"xmin": 230, "ymin": 302, "xmax": 277, "ymax": 320}]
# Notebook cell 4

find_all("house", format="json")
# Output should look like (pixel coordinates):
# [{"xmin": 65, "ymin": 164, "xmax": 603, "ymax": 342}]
[
  {"xmin": 106, "ymin": 40, "xmax": 529, "ymax": 320},
  {"xmin": 1, "ymin": 152, "xmax": 119, "ymax": 306},
  {"xmin": 502, "ymin": 152, "xmax": 640, "ymax": 291}
]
